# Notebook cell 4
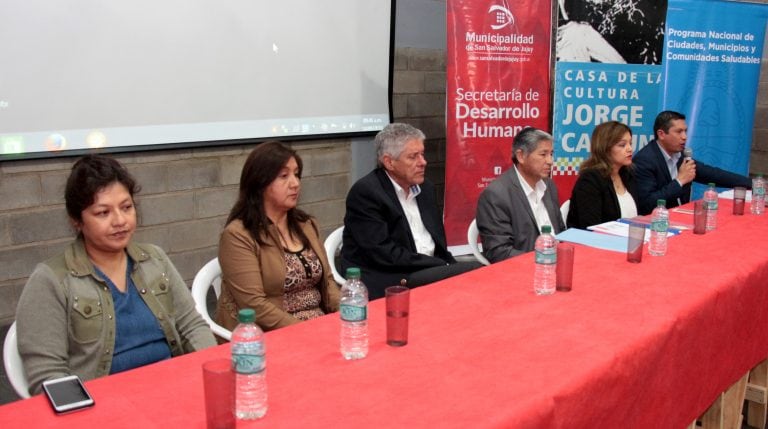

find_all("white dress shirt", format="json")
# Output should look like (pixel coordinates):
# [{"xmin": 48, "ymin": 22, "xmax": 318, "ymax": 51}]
[
  {"xmin": 386, "ymin": 172, "xmax": 436, "ymax": 256},
  {"xmin": 514, "ymin": 166, "xmax": 553, "ymax": 230},
  {"xmin": 659, "ymin": 145, "xmax": 681, "ymax": 183},
  {"xmin": 617, "ymin": 191, "xmax": 638, "ymax": 218},
  {"xmin": 659, "ymin": 145, "xmax": 683, "ymax": 205}
]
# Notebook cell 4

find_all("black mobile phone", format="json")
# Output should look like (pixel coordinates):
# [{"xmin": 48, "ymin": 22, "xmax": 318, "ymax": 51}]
[{"xmin": 42, "ymin": 375, "xmax": 95, "ymax": 414}]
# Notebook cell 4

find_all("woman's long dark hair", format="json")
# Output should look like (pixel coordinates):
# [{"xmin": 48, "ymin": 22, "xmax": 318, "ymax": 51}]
[{"xmin": 227, "ymin": 142, "xmax": 311, "ymax": 247}]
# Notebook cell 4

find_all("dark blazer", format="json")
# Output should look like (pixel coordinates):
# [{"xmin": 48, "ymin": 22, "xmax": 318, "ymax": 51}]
[
  {"xmin": 633, "ymin": 140, "xmax": 751, "ymax": 215},
  {"xmin": 567, "ymin": 167, "xmax": 637, "ymax": 229},
  {"xmin": 476, "ymin": 167, "xmax": 565, "ymax": 263},
  {"xmin": 341, "ymin": 168, "xmax": 455, "ymax": 299}
]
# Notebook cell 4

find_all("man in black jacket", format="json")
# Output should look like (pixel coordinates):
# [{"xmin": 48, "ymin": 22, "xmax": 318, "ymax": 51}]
[
  {"xmin": 341, "ymin": 123, "xmax": 479, "ymax": 299},
  {"xmin": 633, "ymin": 110, "xmax": 751, "ymax": 215}
]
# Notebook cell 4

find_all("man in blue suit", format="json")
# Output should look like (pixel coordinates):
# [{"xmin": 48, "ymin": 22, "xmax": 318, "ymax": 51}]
[
  {"xmin": 633, "ymin": 111, "xmax": 751, "ymax": 215},
  {"xmin": 341, "ymin": 123, "xmax": 479, "ymax": 299}
]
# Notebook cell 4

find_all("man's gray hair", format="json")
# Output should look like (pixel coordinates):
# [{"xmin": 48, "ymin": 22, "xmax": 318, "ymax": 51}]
[
  {"xmin": 375, "ymin": 123, "xmax": 426, "ymax": 166},
  {"xmin": 512, "ymin": 127, "xmax": 553, "ymax": 164}
]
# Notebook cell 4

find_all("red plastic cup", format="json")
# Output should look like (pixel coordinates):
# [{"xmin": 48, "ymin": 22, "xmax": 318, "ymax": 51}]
[
  {"xmin": 693, "ymin": 200, "xmax": 707, "ymax": 234},
  {"xmin": 385, "ymin": 286, "xmax": 410, "ymax": 347},
  {"xmin": 627, "ymin": 223, "xmax": 644, "ymax": 263},
  {"xmin": 556, "ymin": 242, "xmax": 574, "ymax": 292},
  {"xmin": 202, "ymin": 359, "xmax": 235, "ymax": 429},
  {"xmin": 733, "ymin": 187, "xmax": 746, "ymax": 215}
]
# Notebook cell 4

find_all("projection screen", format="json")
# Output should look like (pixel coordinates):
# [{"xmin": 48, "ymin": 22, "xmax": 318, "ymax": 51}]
[{"xmin": 0, "ymin": 0, "xmax": 393, "ymax": 160}]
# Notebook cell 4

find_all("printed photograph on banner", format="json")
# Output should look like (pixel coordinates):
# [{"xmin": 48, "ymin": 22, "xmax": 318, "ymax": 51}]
[{"xmin": 557, "ymin": 0, "xmax": 667, "ymax": 65}]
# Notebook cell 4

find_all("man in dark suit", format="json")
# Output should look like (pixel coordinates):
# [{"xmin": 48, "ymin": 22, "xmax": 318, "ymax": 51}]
[
  {"xmin": 342, "ymin": 123, "xmax": 479, "ymax": 300},
  {"xmin": 633, "ymin": 111, "xmax": 751, "ymax": 215},
  {"xmin": 476, "ymin": 127, "xmax": 566, "ymax": 263}
]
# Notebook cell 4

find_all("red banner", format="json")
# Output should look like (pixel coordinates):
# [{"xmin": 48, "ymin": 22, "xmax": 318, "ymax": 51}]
[{"xmin": 445, "ymin": 0, "xmax": 553, "ymax": 249}]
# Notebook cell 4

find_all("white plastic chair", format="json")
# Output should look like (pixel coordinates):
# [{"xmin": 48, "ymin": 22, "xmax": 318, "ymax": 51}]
[
  {"xmin": 191, "ymin": 257, "xmax": 232, "ymax": 341},
  {"xmin": 467, "ymin": 219, "xmax": 490, "ymax": 266},
  {"xmin": 560, "ymin": 200, "xmax": 571, "ymax": 227},
  {"xmin": 323, "ymin": 226, "xmax": 345, "ymax": 285},
  {"xmin": 3, "ymin": 321, "xmax": 31, "ymax": 398}
]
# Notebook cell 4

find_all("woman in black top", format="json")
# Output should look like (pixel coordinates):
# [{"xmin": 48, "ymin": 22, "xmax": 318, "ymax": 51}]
[{"xmin": 567, "ymin": 121, "xmax": 638, "ymax": 229}]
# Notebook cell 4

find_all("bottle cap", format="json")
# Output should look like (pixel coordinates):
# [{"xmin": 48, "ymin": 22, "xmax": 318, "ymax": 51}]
[
  {"xmin": 345, "ymin": 267, "xmax": 361, "ymax": 279},
  {"xmin": 237, "ymin": 308, "xmax": 256, "ymax": 323},
  {"xmin": 541, "ymin": 225, "xmax": 552, "ymax": 234},
  {"xmin": 657, "ymin": 199, "xmax": 666, "ymax": 206},
  {"xmin": 708, "ymin": 182, "xmax": 715, "ymax": 187}
]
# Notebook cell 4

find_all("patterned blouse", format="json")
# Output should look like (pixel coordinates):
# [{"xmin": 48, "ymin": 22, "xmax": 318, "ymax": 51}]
[{"xmin": 283, "ymin": 246, "xmax": 325, "ymax": 321}]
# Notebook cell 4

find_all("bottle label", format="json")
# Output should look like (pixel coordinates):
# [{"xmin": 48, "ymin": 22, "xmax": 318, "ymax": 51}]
[
  {"xmin": 534, "ymin": 248, "xmax": 556, "ymax": 265},
  {"xmin": 340, "ymin": 304, "xmax": 367, "ymax": 322},
  {"xmin": 651, "ymin": 219, "xmax": 668, "ymax": 233},
  {"xmin": 232, "ymin": 350, "xmax": 265, "ymax": 374},
  {"xmin": 755, "ymin": 186, "xmax": 765, "ymax": 197},
  {"xmin": 706, "ymin": 199, "xmax": 718, "ymax": 210}
]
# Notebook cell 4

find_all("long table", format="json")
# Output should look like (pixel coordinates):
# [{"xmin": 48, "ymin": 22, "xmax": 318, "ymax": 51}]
[{"xmin": 2, "ymin": 200, "xmax": 768, "ymax": 428}]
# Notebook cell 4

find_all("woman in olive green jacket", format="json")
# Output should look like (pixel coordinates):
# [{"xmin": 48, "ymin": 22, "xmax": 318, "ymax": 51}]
[{"xmin": 16, "ymin": 155, "xmax": 215, "ymax": 395}]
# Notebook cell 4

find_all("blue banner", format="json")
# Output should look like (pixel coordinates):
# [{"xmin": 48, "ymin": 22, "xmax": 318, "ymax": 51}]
[
  {"xmin": 552, "ymin": 62, "xmax": 661, "ymax": 199},
  {"xmin": 661, "ymin": 0, "xmax": 768, "ymax": 197}
]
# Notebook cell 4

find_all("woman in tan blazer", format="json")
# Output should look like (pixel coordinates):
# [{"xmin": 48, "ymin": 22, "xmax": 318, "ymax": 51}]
[{"xmin": 216, "ymin": 142, "xmax": 340, "ymax": 333}]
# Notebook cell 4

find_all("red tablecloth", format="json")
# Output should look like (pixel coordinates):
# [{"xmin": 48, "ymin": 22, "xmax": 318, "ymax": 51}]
[{"xmin": 2, "ymin": 201, "xmax": 768, "ymax": 428}]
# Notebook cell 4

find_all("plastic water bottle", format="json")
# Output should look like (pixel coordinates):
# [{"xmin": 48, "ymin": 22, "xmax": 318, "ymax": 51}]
[
  {"xmin": 231, "ymin": 308, "xmax": 267, "ymax": 420},
  {"xmin": 752, "ymin": 174, "xmax": 765, "ymax": 215},
  {"xmin": 703, "ymin": 182, "xmax": 718, "ymax": 230},
  {"xmin": 649, "ymin": 199, "xmax": 669, "ymax": 256},
  {"xmin": 533, "ymin": 225, "xmax": 557, "ymax": 296},
  {"xmin": 340, "ymin": 267, "xmax": 368, "ymax": 360}
]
